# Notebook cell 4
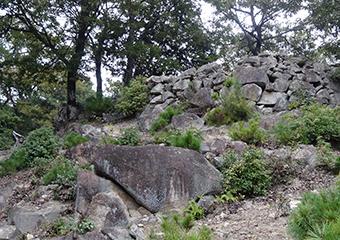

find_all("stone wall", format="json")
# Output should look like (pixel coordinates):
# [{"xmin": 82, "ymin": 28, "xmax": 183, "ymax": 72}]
[{"xmin": 138, "ymin": 53, "xmax": 340, "ymax": 131}]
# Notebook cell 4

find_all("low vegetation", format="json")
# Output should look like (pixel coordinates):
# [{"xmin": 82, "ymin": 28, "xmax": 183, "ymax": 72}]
[
  {"xmin": 288, "ymin": 180, "xmax": 340, "ymax": 239},
  {"xmin": 149, "ymin": 106, "xmax": 183, "ymax": 135},
  {"xmin": 220, "ymin": 147, "xmax": 271, "ymax": 198},
  {"xmin": 148, "ymin": 213, "xmax": 212, "ymax": 240},
  {"xmin": 63, "ymin": 131, "xmax": 89, "ymax": 149},
  {"xmin": 205, "ymin": 78, "xmax": 254, "ymax": 126}
]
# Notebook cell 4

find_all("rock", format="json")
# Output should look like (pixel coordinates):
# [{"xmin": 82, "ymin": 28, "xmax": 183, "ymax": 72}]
[
  {"xmin": 7, "ymin": 202, "xmax": 66, "ymax": 233},
  {"xmin": 258, "ymin": 112, "xmax": 287, "ymax": 130},
  {"xmin": 190, "ymin": 88, "xmax": 214, "ymax": 109},
  {"xmin": 171, "ymin": 113, "xmax": 205, "ymax": 133},
  {"xmin": 77, "ymin": 230, "xmax": 109, "ymax": 240},
  {"xmin": 179, "ymin": 67, "xmax": 196, "ymax": 80},
  {"xmin": 273, "ymin": 79, "xmax": 289, "ymax": 92},
  {"xmin": 241, "ymin": 84, "xmax": 263, "ymax": 102},
  {"xmin": 150, "ymin": 83, "xmax": 164, "ymax": 95},
  {"xmin": 80, "ymin": 124, "xmax": 105, "ymax": 140},
  {"xmin": 0, "ymin": 224, "xmax": 18, "ymax": 240},
  {"xmin": 229, "ymin": 141, "xmax": 248, "ymax": 155},
  {"xmin": 76, "ymin": 169, "xmax": 139, "ymax": 217},
  {"xmin": 292, "ymin": 145, "xmax": 317, "ymax": 166},
  {"xmin": 173, "ymin": 79, "xmax": 190, "ymax": 92},
  {"xmin": 305, "ymin": 69, "xmax": 322, "ymax": 84},
  {"xmin": 138, "ymin": 104, "xmax": 164, "ymax": 132},
  {"xmin": 273, "ymin": 97, "xmax": 289, "ymax": 112},
  {"xmin": 54, "ymin": 103, "xmax": 83, "ymax": 123},
  {"xmin": 0, "ymin": 181, "xmax": 16, "ymax": 213},
  {"xmin": 101, "ymin": 227, "xmax": 133, "ymax": 240},
  {"xmin": 0, "ymin": 150, "xmax": 11, "ymax": 163},
  {"xmin": 197, "ymin": 195, "xmax": 215, "ymax": 210},
  {"xmin": 86, "ymin": 192, "xmax": 130, "ymax": 229},
  {"xmin": 235, "ymin": 67, "xmax": 269, "ymax": 88},
  {"xmin": 257, "ymin": 91, "xmax": 287, "ymax": 106},
  {"xmin": 93, "ymin": 145, "xmax": 223, "ymax": 213},
  {"xmin": 210, "ymin": 139, "xmax": 228, "ymax": 156},
  {"xmin": 67, "ymin": 141, "xmax": 98, "ymax": 166}
]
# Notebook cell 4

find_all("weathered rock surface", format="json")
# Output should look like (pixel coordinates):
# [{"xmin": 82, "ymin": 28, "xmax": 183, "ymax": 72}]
[
  {"xmin": 93, "ymin": 145, "xmax": 223, "ymax": 213},
  {"xmin": 8, "ymin": 202, "xmax": 67, "ymax": 233}
]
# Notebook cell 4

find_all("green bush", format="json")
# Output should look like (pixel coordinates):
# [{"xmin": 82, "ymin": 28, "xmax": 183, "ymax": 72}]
[
  {"xmin": 115, "ymin": 76, "xmax": 149, "ymax": 115},
  {"xmin": 287, "ymin": 87, "xmax": 316, "ymax": 110},
  {"xmin": 148, "ymin": 213, "xmax": 212, "ymax": 240},
  {"xmin": 273, "ymin": 104, "xmax": 340, "ymax": 145},
  {"xmin": 84, "ymin": 96, "xmax": 114, "ymax": 116},
  {"xmin": 0, "ymin": 126, "xmax": 62, "ymax": 176},
  {"xmin": 63, "ymin": 132, "xmax": 89, "ymax": 149},
  {"xmin": 220, "ymin": 148, "xmax": 271, "ymax": 198},
  {"xmin": 287, "ymin": 181, "xmax": 340, "ymax": 240},
  {"xmin": 0, "ymin": 105, "xmax": 23, "ymax": 150},
  {"xmin": 99, "ymin": 127, "xmax": 141, "ymax": 147},
  {"xmin": 229, "ymin": 118, "xmax": 268, "ymax": 145},
  {"xmin": 116, "ymin": 127, "xmax": 141, "ymax": 146},
  {"xmin": 316, "ymin": 138, "xmax": 340, "ymax": 174},
  {"xmin": 43, "ymin": 156, "xmax": 91, "ymax": 200},
  {"xmin": 204, "ymin": 107, "xmax": 230, "ymax": 127},
  {"xmin": 149, "ymin": 106, "xmax": 183, "ymax": 135},
  {"xmin": 170, "ymin": 128, "xmax": 203, "ymax": 151},
  {"xmin": 205, "ymin": 78, "xmax": 254, "ymax": 126}
]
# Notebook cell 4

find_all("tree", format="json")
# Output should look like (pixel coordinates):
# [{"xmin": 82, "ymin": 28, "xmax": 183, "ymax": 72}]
[
  {"xmin": 105, "ymin": 0, "xmax": 217, "ymax": 86},
  {"xmin": 206, "ymin": 0, "xmax": 305, "ymax": 57},
  {"xmin": 0, "ymin": 0, "xmax": 103, "ymax": 106},
  {"xmin": 306, "ymin": 0, "xmax": 340, "ymax": 61}
]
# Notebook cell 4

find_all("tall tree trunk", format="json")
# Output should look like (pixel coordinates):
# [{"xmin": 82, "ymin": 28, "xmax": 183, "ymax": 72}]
[
  {"xmin": 66, "ymin": 3, "xmax": 91, "ymax": 106},
  {"xmin": 95, "ymin": 45, "xmax": 103, "ymax": 99}
]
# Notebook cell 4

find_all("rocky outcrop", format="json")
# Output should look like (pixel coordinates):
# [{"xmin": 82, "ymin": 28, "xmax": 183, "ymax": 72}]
[
  {"xmin": 92, "ymin": 145, "xmax": 223, "ymax": 213},
  {"xmin": 138, "ymin": 53, "xmax": 340, "ymax": 131}
]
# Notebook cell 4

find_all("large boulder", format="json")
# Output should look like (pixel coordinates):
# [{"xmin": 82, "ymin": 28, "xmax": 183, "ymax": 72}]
[
  {"xmin": 171, "ymin": 113, "xmax": 205, "ymax": 132},
  {"xmin": 93, "ymin": 145, "xmax": 223, "ymax": 213},
  {"xmin": 234, "ymin": 66, "xmax": 269, "ymax": 88}
]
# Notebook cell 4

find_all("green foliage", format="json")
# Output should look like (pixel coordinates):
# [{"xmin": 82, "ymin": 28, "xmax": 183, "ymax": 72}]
[
  {"xmin": 115, "ymin": 127, "xmax": 141, "ymax": 146},
  {"xmin": 149, "ymin": 106, "xmax": 183, "ymax": 135},
  {"xmin": 204, "ymin": 107, "xmax": 229, "ymax": 127},
  {"xmin": 223, "ymin": 76, "xmax": 234, "ymax": 88},
  {"xmin": 148, "ymin": 213, "xmax": 212, "ymax": 240},
  {"xmin": 205, "ymin": 78, "xmax": 254, "ymax": 126},
  {"xmin": 0, "ymin": 105, "xmax": 23, "ymax": 150},
  {"xmin": 215, "ymin": 192, "xmax": 238, "ymax": 203},
  {"xmin": 287, "ymin": 87, "xmax": 316, "ymax": 110},
  {"xmin": 84, "ymin": 96, "xmax": 114, "ymax": 116},
  {"xmin": 43, "ymin": 156, "xmax": 91, "ymax": 200},
  {"xmin": 99, "ymin": 127, "xmax": 141, "ymax": 147},
  {"xmin": 46, "ymin": 215, "xmax": 96, "ymax": 236},
  {"xmin": 115, "ymin": 76, "xmax": 149, "ymax": 115},
  {"xmin": 45, "ymin": 217, "xmax": 71, "ymax": 237},
  {"xmin": 220, "ymin": 148, "xmax": 271, "ymax": 198},
  {"xmin": 153, "ymin": 128, "xmax": 203, "ymax": 151},
  {"xmin": 0, "ymin": 148, "xmax": 27, "ymax": 176},
  {"xmin": 229, "ymin": 118, "xmax": 268, "ymax": 145},
  {"xmin": 63, "ymin": 132, "xmax": 89, "ymax": 149},
  {"xmin": 184, "ymin": 199, "xmax": 206, "ymax": 220},
  {"xmin": 170, "ymin": 128, "xmax": 203, "ymax": 151},
  {"xmin": 0, "ymin": 126, "xmax": 62, "ymax": 176},
  {"xmin": 316, "ymin": 138, "xmax": 340, "ymax": 174},
  {"xmin": 287, "ymin": 181, "xmax": 340, "ymax": 240},
  {"xmin": 272, "ymin": 104, "xmax": 340, "ymax": 145},
  {"xmin": 70, "ymin": 215, "xmax": 96, "ymax": 234}
]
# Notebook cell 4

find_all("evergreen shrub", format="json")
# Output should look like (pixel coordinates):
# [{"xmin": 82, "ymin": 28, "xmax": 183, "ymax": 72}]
[
  {"xmin": 220, "ymin": 148, "xmax": 271, "ymax": 198},
  {"xmin": 115, "ymin": 76, "xmax": 149, "ymax": 115},
  {"xmin": 63, "ymin": 132, "xmax": 89, "ymax": 149},
  {"xmin": 229, "ymin": 118, "xmax": 268, "ymax": 145},
  {"xmin": 288, "ymin": 181, "xmax": 340, "ymax": 239}
]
